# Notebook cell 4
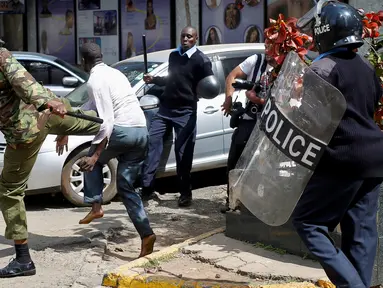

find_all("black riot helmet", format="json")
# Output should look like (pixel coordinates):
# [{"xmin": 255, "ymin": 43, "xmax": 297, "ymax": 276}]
[
  {"xmin": 196, "ymin": 75, "xmax": 221, "ymax": 99},
  {"xmin": 297, "ymin": 0, "xmax": 364, "ymax": 54}
]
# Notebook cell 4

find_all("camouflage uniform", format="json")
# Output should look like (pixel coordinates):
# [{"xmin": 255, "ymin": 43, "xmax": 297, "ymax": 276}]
[{"xmin": 0, "ymin": 48, "xmax": 100, "ymax": 240}]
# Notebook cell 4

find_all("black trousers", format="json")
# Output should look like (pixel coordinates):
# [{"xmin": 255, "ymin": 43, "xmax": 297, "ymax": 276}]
[
  {"xmin": 142, "ymin": 107, "xmax": 197, "ymax": 197},
  {"xmin": 292, "ymin": 174, "xmax": 382, "ymax": 288},
  {"xmin": 226, "ymin": 120, "xmax": 257, "ymax": 202}
]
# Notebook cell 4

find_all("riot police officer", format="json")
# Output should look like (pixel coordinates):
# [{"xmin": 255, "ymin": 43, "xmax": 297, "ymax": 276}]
[{"xmin": 246, "ymin": 1, "xmax": 383, "ymax": 286}]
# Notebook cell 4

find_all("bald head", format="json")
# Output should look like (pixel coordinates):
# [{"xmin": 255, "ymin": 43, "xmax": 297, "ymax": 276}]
[
  {"xmin": 182, "ymin": 26, "xmax": 197, "ymax": 36},
  {"xmin": 80, "ymin": 42, "xmax": 102, "ymax": 72},
  {"xmin": 180, "ymin": 26, "xmax": 198, "ymax": 52}
]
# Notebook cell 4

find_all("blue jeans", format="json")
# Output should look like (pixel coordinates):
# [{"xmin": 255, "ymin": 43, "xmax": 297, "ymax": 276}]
[
  {"xmin": 83, "ymin": 125, "xmax": 154, "ymax": 239},
  {"xmin": 292, "ymin": 174, "xmax": 382, "ymax": 288}
]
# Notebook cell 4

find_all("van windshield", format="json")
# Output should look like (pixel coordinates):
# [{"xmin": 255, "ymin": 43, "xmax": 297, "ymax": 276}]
[
  {"xmin": 112, "ymin": 61, "xmax": 161, "ymax": 87},
  {"xmin": 65, "ymin": 61, "xmax": 163, "ymax": 107}
]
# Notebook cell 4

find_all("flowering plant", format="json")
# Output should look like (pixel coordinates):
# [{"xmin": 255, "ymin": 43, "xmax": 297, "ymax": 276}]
[
  {"xmin": 262, "ymin": 8, "xmax": 383, "ymax": 128},
  {"xmin": 264, "ymin": 14, "xmax": 313, "ymax": 67},
  {"xmin": 359, "ymin": 10, "xmax": 383, "ymax": 128}
]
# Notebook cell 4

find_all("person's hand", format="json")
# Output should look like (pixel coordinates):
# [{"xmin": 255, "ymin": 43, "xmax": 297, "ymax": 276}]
[
  {"xmin": 55, "ymin": 135, "xmax": 68, "ymax": 156},
  {"xmin": 245, "ymin": 89, "xmax": 265, "ymax": 105},
  {"xmin": 78, "ymin": 156, "xmax": 98, "ymax": 172},
  {"xmin": 221, "ymin": 97, "xmax": 233, "ymax": 117},
  {"xmin": 143, "ymin": 74, "xmax": 154, "ymax": 84},
  {"xmin": 47, "ymin": 99, "xmax": 67, "ymax": 118}
]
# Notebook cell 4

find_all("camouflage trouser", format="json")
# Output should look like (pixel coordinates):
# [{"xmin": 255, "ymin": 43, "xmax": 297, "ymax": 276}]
[{"xmin": 0, "ymin": 99, "xmax": 100, "ymax": 240}]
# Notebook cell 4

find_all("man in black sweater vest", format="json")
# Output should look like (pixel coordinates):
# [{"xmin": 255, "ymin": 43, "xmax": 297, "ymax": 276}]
[
  {"xmin": 248, "ymin": 1, "xmax": 383, "ymax": 287},
  {"xmin": 141, "ymin": 26, "xmax": 214, "ymax": 207}
]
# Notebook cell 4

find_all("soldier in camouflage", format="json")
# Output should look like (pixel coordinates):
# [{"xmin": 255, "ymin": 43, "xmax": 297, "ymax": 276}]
[{"xmin": 0, "ymin": 47, "xmax": 100, "ymax": 277}]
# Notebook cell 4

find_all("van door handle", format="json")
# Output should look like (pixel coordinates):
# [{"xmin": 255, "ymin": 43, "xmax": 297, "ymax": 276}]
[{"xmin": 203, "ymin": 106, "xmax": 219, "ymax": 114}]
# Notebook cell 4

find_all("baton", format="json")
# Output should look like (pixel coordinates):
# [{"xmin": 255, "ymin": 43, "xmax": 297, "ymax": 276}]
[
  {"xmin": 65, "ymin": 111, "xmax": 104, "ymax": 124},
  {"xmin": 47, "ymin": 106, "xmax": 104, "ymax": 124},
  {"xmin": 142, "ymin": 34, "xmax": 148, "ymax": 74}
]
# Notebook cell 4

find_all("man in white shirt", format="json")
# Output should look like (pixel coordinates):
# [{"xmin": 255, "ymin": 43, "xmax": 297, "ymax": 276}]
[
  {"xmin": 76, "ymin": 43, "xmax": 156, "ymax": 257},
  {"xmin": 221, "ymin": 53, "xmax": 273, "ymax": 213}
]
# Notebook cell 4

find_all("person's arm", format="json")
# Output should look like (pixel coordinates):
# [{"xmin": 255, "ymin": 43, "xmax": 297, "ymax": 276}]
[
  {"xmin": 0, "ymin": 48, "xmax": 55, "ymax": 111},
  {"xmin": 225, "ymin": 66, "xmax": 247, "ymax": 101},
  {"xmin": 144, "ymin": 53, "xmax": 174, "ymax": 86},
  {"xmin": 200, "ymin": 54, "xmax": 214, "ymax": 77},
  {"xmin": 152, "ymin": 75, "xmax": 168, "ymax": 86},
  {"xmin": 221, "ymin": 56, "xmax": 254, "ymax": 116}
]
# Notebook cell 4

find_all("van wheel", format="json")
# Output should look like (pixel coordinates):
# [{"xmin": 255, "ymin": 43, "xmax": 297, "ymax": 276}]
[{"xmin": 61, "ymin": 149, "xmax": 118, "ymax": 207}]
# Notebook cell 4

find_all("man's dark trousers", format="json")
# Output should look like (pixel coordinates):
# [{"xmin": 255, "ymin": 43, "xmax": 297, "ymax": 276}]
[
  {"xmin": 226, "ymin": 120, "xmax": 256, "ymax": 202},
  {"xmin": 292, "ymin": 173, "xmax": 382, "ymax": 288},
  {"xmin": 142, "ymin": 106, "xmax": 197, "ymax": 197}
]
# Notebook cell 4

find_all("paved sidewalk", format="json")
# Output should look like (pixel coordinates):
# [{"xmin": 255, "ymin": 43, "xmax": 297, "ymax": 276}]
[
  {"xmin": 102, "ymin": 232, "xmax": 330, "ymax": 288},
  {"xmin": 182, "ymin": 233, "xmax": 327, "ymax": 281}
]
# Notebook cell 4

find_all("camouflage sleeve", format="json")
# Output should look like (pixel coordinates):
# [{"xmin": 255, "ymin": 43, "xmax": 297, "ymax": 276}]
[{"xmin": 0, "ymin": 48, "xmax": 55, "ymax": 111}]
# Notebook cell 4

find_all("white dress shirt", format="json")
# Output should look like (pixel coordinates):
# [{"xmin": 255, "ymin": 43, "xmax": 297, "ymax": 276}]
[{"xmin": 85, "ymin": 63, "xmax": 146, "ymax": 145}]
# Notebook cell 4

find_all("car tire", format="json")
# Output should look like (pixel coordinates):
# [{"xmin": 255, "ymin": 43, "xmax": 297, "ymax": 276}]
[{"xmin": 61, "ymin": 148, "xmax": 118, "ymax": 207}]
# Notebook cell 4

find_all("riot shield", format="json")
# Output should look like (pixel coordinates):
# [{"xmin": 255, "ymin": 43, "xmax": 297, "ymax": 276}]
[{"xmin": 228, "ymin": 51, "xmax": 346, "ymax": 226}]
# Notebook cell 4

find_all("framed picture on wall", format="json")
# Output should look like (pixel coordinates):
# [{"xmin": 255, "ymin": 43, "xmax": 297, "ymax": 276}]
[
  {"xmin": 201, "ymin": 0, "xmax": 265, "ymax": 45},
  {"xmin": 119, "ymin": 0, "xmax": 172, "ymax": 60},
  {"xmin": 36, "ymin": 0, "xmax": 76, "ymax": 64},
  {"xmin": 76, "ymin": 0, "xmax": 119, "ymax": 65},
  {"xmin": 0, "ymin": 0, "xmax": 25, "ymax": 14}
]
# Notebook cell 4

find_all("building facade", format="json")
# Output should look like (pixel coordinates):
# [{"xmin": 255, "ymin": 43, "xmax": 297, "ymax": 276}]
[{"xmin": 0, "ymin": 0, "xmax": 381, "ymax": 65}]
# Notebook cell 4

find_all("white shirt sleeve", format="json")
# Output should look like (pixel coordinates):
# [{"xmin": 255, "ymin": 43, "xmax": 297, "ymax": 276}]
[
  {"xmin": 239, "ymin": 55, "xmax": 257, "ymax": 77},
  {"xmin": 87, "ymin": 83, "xmax": 114, "ymax": 145}
]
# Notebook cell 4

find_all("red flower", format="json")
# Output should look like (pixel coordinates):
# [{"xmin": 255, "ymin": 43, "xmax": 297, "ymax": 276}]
[
  {"xmin": 360, "ymin": 10, "xmax": 383, "ymax": 39},
  {"xmin": 264, "ymin": 14, "xmax": 313, "ymax": 67}
]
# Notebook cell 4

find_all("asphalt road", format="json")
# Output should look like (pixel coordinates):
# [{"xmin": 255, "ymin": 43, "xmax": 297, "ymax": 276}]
[{"xmin": 0, "ymin": 168, "xmax": 227, "ymax": 288}]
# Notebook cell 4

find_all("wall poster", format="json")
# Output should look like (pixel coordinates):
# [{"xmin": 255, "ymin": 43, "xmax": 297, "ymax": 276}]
[
  {"xmin": 201, "ymin": 0, "xmax": 264, "ymax": 45},
  {"xmin": 120, "ymin": 0, "xmax": 171, "ymax": 60},
  {"xmin": 76, "ymin": 0, "xmax": 119, "ymax": 65},
  {"xmin": 37, "ymin": 0, "xmax": 76, "ymax": 64}
]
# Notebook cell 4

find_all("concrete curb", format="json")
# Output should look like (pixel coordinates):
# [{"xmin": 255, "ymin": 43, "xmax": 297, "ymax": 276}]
[{"xmin": 102, "ymin": 226, "xmax": 226, "ymax": 287}]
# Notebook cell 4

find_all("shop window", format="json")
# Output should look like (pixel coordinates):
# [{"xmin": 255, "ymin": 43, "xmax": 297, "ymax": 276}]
[
  {"xmin": 221, "ymin": 57, "xmax": 247, "ymax": 79},
  {"xmin": 0, "ymin": 14, "xmax": 24, "ymax": 51},
  {"xmin": 19, "ymin": 60, "xmax": 71, "ymax": 86},
  {"xmin": 267, "ymin": 0, "xmax": 348, "ymax": 25}
]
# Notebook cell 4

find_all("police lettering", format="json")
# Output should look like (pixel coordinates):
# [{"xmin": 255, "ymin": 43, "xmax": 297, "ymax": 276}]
[
  {"xmin": 260, "ymin": 98, "xmax": 325, "ymax": 170},
  {"xmin": 314, "ymin": 24, "xmax": 330, "ymax": 35}
]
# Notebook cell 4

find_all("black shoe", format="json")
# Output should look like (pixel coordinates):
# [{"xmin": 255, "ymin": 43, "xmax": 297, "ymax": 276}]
[
  {"xmin": 178, "ymin": 195, "xmax": 192, "ymax": 207},
  {"xmin": 139, "ymin": 187, "xmax": 155, "ymax": 201},
  {"xmin": 0, "ymin": 258, "xmax": 36, "ymax": 278},
  {"xmin": 220, "ymin": 203, "xmax": 230, "ymax": 214}
]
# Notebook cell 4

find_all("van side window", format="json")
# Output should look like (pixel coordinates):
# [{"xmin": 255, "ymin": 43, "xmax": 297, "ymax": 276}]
[
  {"xmin": 221, "ymin": 57, "xmax": 248, "ymax": 79},
  {"xmin": 18, "ymin": 60, "xmax": 71, "ymax": 86}
]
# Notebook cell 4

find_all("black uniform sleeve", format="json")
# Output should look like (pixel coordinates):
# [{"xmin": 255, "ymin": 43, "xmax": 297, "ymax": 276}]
[
  {"xmin": 197, "ymin": 53, "xmax": 214, "ymax": 82},
  {"xmin": 152, "ymin": 76, "xmax": 167, "ymax": 86},
  {"xmin": 291, "ymin": 59, "xmax": 340, "ymax": 138},
  {"xmin": 152, "ymin": 52, "xmax": 176, "ymax": 86}
]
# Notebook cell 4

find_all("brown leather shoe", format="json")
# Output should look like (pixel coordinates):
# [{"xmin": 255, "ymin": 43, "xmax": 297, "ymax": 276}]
[
  {"xmin": 79, "ymin": 210, "xmax": 104, "ymax": 224},
  {"xmin": 138, "ymin": 234, "xmax": 156, "ymax": 258}
]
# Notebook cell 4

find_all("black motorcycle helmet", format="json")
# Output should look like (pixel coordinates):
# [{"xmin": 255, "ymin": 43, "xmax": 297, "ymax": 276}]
[{"xmin": 297, "ymin": 0, "xmax": 364, "ymax": 54}]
